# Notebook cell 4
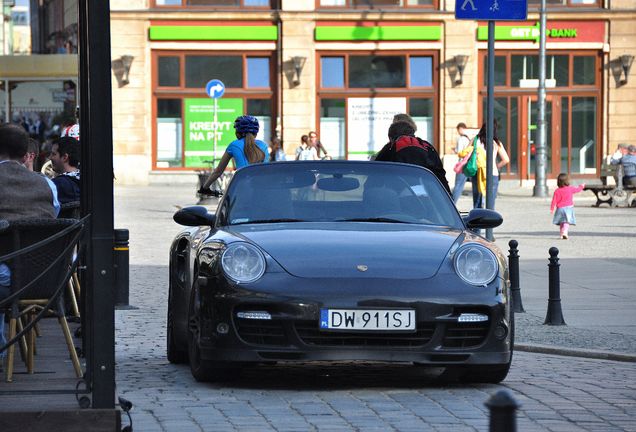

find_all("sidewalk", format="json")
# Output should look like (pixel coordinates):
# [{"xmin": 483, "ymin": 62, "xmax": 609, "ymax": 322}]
[
  {"xmin": 455, "ymin": 182, "xmax": 636, "ymax": 357},
  {"xmin": 115, "ymin": 181, "xmax": 636, "ymax": 360}
]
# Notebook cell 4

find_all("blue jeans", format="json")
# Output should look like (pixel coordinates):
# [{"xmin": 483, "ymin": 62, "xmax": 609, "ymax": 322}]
[
  {"xmin": 452, "ymin": 173, "xmax": 468, "ymax": 203},
  {"xmin": 0, "ymin": 263, "xmax": 10, "ymax": 358},
  {"xmin": 472, "ymin": 175, "xmax": 500, "ymax": 209}
]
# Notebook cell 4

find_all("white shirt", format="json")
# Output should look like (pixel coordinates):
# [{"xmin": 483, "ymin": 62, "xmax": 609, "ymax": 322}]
[{"xmin": 456, "ymin": 134, "xmax": 470, "ymax": 154}]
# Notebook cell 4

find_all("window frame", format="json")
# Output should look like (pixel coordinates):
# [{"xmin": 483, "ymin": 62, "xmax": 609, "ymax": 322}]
[
  {"xmin": 477, "ymin": 50, "xmax": 602, "ymax": 179},
  {"xmin": 152, "ymin": 50, "xmax": 277, "ymax": 170},
  {"xmin": 316, "ymin": 0, "xmax": 438, "ymax": 10},
  {"xmin": 316, "ymin": 50, "xmax": 439, "ymax": 158},
  {"xmin": 526, "ymin": 0, "xmax": 601, "ymax": 8},
  {"xmin": 479, "ymin": 50, "xmax": 601, "ymax": 90},
  {"xmin": 150, "ymin": 0, "xmax": 274, "ymax": 9}
]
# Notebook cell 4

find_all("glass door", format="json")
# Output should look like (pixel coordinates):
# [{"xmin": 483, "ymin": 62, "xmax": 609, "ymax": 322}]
[{"xmin": 521, "ymin": 95, "xmax": 560, "ymax": 179}]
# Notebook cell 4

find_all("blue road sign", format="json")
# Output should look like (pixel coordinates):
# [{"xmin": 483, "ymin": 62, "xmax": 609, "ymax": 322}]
[
  {"xmin": 205, "ymin": 79, "xmax": 225, "ymax": 99},
  {"xmin": 455, "ymin": 0, "xmax": 527, "ymax": 20}
]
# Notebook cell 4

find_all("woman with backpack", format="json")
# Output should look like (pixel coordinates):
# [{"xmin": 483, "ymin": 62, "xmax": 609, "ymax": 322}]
[
  {"xmin": 199, "ymin": 115, "xmax": 269, "ymax": 193},
  {"xmin": 458, "ymin": 121, "xmax": 509, "ymax": 209}
]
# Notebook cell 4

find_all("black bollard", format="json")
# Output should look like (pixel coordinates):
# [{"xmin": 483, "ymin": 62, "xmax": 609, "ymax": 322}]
[
  {"xmin": 508, "ymin": 240, "xmax": 525, "ymax": 313},
  {"xmin": 114, "ymin": 229, "xmax": 130, "ymax": 307},
  {"xmin": 485, "ymin": 389, "xmax": 520, "ymax": 432},
  {"xmin": 544, "ymin": 247, "xmax": 566, "ymax": 325}
]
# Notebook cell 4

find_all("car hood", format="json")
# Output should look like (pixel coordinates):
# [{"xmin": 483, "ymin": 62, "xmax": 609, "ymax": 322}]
[{"xmin": 223, "ymin": 223, "xmax": 461, "ymax": 279}]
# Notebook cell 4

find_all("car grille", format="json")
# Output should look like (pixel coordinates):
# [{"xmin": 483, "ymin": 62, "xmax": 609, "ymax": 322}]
[
  {"xmin": 294, "ymin": 321, "xmax": 436, "ymax": 347},
  {"xmin": 442, "ymin": 322, "xmax": 490, "ymax": 348},
  {"xmin": 235, "ymin": 318, "xmax": 288, "ymax": 346}
]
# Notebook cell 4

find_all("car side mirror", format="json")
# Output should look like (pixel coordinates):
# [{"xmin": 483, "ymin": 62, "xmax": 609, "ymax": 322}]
[
  {"xmin": 463, "ymin": 208, "xmax": 503, "ymax": 230},
  {"xmin": 173, "ymin": 206, "xmax": 216, "ymax": 227}
]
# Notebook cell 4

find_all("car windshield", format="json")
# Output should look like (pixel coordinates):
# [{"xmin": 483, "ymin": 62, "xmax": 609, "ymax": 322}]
[{"xmin": 220, "ymin": 161, "xmax": 463, "ymax": 228}]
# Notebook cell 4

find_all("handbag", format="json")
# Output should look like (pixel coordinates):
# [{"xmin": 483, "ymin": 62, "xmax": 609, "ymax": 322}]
[
  {"xmin": 453, "ymin": 152, "xmax": 472, "ymax": 174},
  {"xmin": 462, "ymin": 137, "xmax": 479, "ymax": 177}
]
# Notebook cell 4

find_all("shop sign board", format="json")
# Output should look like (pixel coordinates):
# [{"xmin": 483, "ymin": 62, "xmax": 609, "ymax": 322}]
[
  {"xmin": 476, "ymin": 21, "xmax": 605, "ymax": 43},
  {"xmin": 347, "ymin": 97, "xmax": 406, "ymax": 160},
  {"xmin": 183, "ymin": 98, "xmax": 243, "ymax": 168},
  {"xmin": 455, "ymin": 0, "xmax": 527, "ymax": 21}
]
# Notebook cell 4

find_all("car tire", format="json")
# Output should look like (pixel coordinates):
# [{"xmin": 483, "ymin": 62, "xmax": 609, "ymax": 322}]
[
  {"xmin": 167, "ymin": 279, "xmax": 187, "ymax": 364},
  {"xmin": 187, "ymin": 281, "xmax": 241, "ymax": 382}
]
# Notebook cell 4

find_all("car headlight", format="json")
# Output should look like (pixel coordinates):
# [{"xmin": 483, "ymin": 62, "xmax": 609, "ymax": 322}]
[
  {"xmin": 221, "ymin": 242, "xmax": 266, "ymax": 283},
  {"xmin": 453, "ymin": 243, "xmax": 498, "ymax": 286}
]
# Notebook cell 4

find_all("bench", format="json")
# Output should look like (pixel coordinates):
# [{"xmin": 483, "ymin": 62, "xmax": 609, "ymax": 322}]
[
  {"xmin": 584, "ymin": 184, "xmax": 636, "ymax": 208},
  {"xmin": 584, "ymin": 161, "xmax": 636, "ymax": 207}
]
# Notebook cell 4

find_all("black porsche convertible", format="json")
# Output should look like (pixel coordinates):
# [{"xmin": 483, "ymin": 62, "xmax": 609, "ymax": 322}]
[{"xmin": 168, "ymin": 161, "xmax": 513, "ymax": 383}]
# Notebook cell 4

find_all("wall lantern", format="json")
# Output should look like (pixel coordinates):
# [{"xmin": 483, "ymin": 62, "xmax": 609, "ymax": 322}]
[
  {"xmin": 291, "ymin": 56, "xmax": 307, "ymax": 86},
  {"xmin": 454, "ymin": 55, "xmax": 469, "ymax": 85},
  {"xmin": 620, "ymin": 54, "xmax": 634, "ymax": 85},
  {"xmin": 111, "ymin": 55, "xmax": 135, "ymax": 88}
]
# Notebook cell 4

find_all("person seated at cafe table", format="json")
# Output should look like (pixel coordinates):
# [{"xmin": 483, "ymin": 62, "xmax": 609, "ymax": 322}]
[
  {"xmin": 50, "ymin": 136, "xmax": 81, "ymax": 205},
  {"xmin": 0, "ymin": 124, "xmax": 60, "ymax": 366}
]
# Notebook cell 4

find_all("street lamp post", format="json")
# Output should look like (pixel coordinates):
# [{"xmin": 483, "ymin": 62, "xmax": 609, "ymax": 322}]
[{"xmin": 533, "ymin": 0, "xmax": 549, "ymax": 197}]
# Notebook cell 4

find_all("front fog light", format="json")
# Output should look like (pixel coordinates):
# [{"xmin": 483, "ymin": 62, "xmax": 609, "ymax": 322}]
[{"xmin": 216, "ymin": 322, "xmax": 230, "ymax": 334}]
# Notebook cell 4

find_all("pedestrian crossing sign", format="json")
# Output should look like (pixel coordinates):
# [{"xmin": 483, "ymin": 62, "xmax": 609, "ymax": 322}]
[{"xmin": 455, "ymin": 0, "xmax": 527, "ymax": 20}]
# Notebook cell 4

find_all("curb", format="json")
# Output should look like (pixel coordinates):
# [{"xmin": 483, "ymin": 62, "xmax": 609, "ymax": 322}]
[{"xmin": 516, "ymin": 343, "xmax": 636, "ymax": 363}]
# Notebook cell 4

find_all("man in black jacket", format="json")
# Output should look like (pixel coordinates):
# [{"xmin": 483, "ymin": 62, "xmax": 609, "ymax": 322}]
[{"xmin": 375, "ymin": 121, "xmax": 451, "ymax": 194}]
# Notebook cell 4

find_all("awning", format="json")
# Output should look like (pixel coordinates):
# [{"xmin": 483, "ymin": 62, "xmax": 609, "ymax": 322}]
[{"xmin": 0, "ymin": 54, "xmax": 78, "ymax": 79}]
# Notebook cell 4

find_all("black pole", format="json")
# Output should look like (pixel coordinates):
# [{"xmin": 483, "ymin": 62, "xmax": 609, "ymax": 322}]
[
  {"xmin": 485, "ymin": 20, "xmax": 495, "ymax": 241},
  {"xmin": 485, "ymin": 389, "xmax": 520, "ymax": 432},
  {"xmin": 79, "ymin": 0, "xmax": 116, "ymax": 408},
  {"xmin": 508, "ymin": 240, "xmax": 525, "ymax": 313},
  {"xmin": 544, "ymin": 247, "xmax": 566, "ymax": 325}
]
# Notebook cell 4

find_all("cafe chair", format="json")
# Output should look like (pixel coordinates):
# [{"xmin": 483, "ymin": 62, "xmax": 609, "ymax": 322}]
[{"xmin": 0, "ymin": 217, "xmax": 85, "ymax": 382}]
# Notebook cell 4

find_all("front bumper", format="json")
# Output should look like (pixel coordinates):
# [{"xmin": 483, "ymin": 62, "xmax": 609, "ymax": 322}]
[{"xmin": 196, "ymin": 275, "xmax": 512, "ymax": 366}]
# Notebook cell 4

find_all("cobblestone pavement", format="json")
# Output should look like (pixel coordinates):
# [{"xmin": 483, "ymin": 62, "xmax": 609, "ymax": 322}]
[{"xmin": 114, "ymin": 184, "xmax": 636, "ymax": 431}]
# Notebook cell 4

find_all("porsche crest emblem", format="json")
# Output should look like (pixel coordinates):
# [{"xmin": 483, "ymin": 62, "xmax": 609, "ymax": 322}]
[{"xmin": 356, "ymin": 265, "xmax": 368, "ymax": 272}]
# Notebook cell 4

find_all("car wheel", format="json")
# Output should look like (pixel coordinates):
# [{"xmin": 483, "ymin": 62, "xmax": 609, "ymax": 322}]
[
  {"xmin": 167, "ymin": 280, "xmax": 187, "ymax": 364},
  {"xmin": 460, "ymin": 311, "xmax": 515, "ymax": 384},
  {"xmin": 187, "ymin": 281, "xmax": 241, "ymax": 382}
]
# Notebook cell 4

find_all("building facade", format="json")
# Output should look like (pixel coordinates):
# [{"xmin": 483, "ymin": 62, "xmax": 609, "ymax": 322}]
[{"xmin": 109, "ymin": 0, "xmax": 636, "ymax": 185}]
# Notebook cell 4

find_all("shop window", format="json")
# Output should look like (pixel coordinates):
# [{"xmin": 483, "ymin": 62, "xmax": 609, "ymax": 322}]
[
  {"xmin": 561, "ymin": 98, "xmax": 569, "ymax": 172},
  {"xmin": 247, "ymin": 99, "xmax": 272, "ymax": 142},
  {"xmin": 349, "ymin": 55, "xmax": 406, "ymax": 88},
  {"xmin": 321, "ymin": 57, "xmax": 345, "ymax": 88},
  {"xmin": 185, "ymin": 56, "xmax": 242, "ymax": 88},
  {"xmin": 551, "ymin": 55, "xmax": 568, "ymax": 87},
  {"xmin": 573, "ymin": 56, "xmax": 595, "ymax": 85},
  {"xmin": 527, "ymin": 0, "xmax": 598, "ymax": 6},
  {"xmin": 510, "ymin": 55, "xmax": 568, "ymax": 87},
  {"xmin": 409, "ymin": 57, "xmax": 433, "ymax": 87},
  {"xmin": 168, "ymin": 0, "xmax": 272, "ymax": 6},
  {"xmin": 320, "ymin": 99, "xmax": 346, "ymax": 159},
  {"xmin": 571, "ymin": 97, "xmax": 596, "ymax": 174},
  {"xmin": 482, "ymin": 56, "xmax": 507, "ymax": 86},
  {"xmin": 156, "ymin": 99, "xmax": 183, "ymax": 167},
  {"xmin": 319, "ymin": 0, "xmax": 433, "ymax": 6},
  {"xmin": 158, "ymin": 56, "xmax": 180, "ymax": 87},
  {"xmin": 509, "ymin": 98, "xmax": 518, "ymax": 174},
  {"xmin": 247, "ymin": 57, "xmax": 270, "ymax": 88},
  {"xmin": 409, "ymin": 98, "xmax": 433, "ymax": 143}
]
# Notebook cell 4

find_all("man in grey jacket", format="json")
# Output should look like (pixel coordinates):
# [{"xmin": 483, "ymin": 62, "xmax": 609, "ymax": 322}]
[{"xmin": 0, "ymin": 123, "xmax": 60, "ymax": 365}]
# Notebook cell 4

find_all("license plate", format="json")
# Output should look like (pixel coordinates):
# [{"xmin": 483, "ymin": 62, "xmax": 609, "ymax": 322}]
[{"xmin": 320, "ymin": 309, "xmax": 415, "ymax": 331}]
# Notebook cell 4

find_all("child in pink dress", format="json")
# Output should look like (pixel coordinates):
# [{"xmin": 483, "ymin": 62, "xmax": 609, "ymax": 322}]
[{"xmin": 550, "ymin": 173, "xmax": 585, "ymax": 239}]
